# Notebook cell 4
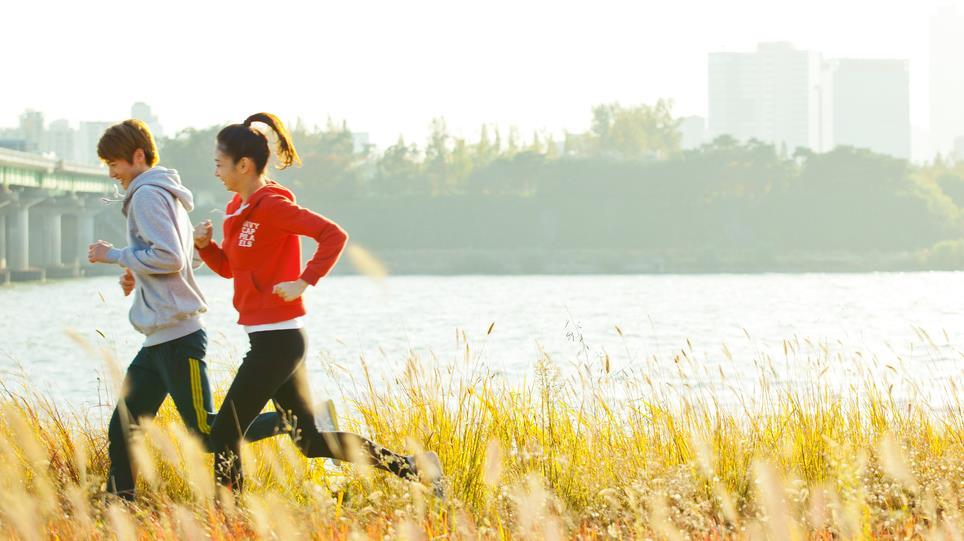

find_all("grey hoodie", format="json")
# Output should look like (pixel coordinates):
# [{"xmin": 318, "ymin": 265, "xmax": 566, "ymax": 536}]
[{"xmin": 105, "ymin": 166, "xmax": 207, "ymax": 346}]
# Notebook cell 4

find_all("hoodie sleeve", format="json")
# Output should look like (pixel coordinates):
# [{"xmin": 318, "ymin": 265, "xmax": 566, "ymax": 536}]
[
  {"xmin": 105, "ymin": 186, "xmax": 186, "ymax": 274},
  {"xmin": 190, "ymin": 246, "xmax": 204, "ymax": 271},
  {"xmin": 262, "ymin": 195, "xmax": 348, "ymax": 285}
]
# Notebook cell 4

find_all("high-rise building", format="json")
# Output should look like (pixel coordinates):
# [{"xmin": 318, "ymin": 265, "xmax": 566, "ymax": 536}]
[
  {"xmin": 131, "ymin": 102, "xmax": 164, "ymax": 140},
  {"xmin": 708, "ymin": 42, "xmax": 821, "ymax": 152},
  {"xmin": 19, "ymin": 110, "xmax": 44, "ymax": 153},
  {"xmin": 823, "ymin": 59, "xmax": 910, "ymax": 159},
  {"xmin": 0, "ymin": 127, "xmax": 26, "ymax": 151},
  {"xmin": 929, "ymin": 5, "xmax": 964, "ymax": 155},
  {"xmin": 679, "ymin": 116, "xmax": 706, "ymax": 150},
  {"xmin": 44, "ymin": 119, "xmax": 76, "ymax": 162},
  {"xmin": 75, "ymin": 121, "xmax": 112, "ymax": 165},
  {"xmin": 955, "ymin": 136, "xmax": 964, "ymax": 163}
]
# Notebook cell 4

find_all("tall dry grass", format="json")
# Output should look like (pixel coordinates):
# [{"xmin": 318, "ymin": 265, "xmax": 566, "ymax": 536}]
[{"xmin": 0, "ymin": 330, "xmax": 960, "ymax": 540}]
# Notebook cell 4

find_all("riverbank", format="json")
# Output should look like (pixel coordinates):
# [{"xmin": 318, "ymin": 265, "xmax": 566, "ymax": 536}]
[
  {"xmin": 0, "ymin": 351, "xmax": 959, "ymax": 539},
  {"xmin": 3, "ymin": 245, "xmax": 963, "ymax": 283},
  {"xmin": 329, "ymin": 247, "xmax": 948, "ymax": 275}
]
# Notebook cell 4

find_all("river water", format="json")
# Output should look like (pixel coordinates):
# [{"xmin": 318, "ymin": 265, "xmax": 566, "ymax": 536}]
[{"xmin": 0, "ymin": 272, "xmax": 960, "ymax": 416}]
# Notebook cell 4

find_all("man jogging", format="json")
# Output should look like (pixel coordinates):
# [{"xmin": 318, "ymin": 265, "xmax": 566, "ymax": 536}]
[{"xmin": 87, "ymin": 119, "xmax": 280, "ymax": 499}]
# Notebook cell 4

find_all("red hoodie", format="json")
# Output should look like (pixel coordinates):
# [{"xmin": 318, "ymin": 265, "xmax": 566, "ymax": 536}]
[{"xmin": 197, "ymin": 181, "xmax": 348, "ymax": 326}]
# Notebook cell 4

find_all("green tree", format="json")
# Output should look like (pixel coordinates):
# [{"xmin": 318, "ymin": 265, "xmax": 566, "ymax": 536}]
[
  {"xmin": 158, "ymin": 126, "xmax": 224, "ymax": 209},
  {"xmin": 589, "ymin": 100, "xmax": 681, "ymax": 159},
  {"xmin": 277, "ymin": 118, "xmax": 363, "ymax": 201},
  {"xmin": 424, "ymin": 118, "xmax": 451, "ymax": 195},
  {"xmin": 473, "ymin": 125, "xmax": 498, "ymax": 168},
  {"xmin": 373, "ymin": 136, "xmax": 423, "ymax": 195}
]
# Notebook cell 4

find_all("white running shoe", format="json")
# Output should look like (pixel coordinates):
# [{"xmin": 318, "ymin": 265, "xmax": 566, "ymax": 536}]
[{"xmin": 408, "ymin": 451, "xmax": 445, "ymax": 499}]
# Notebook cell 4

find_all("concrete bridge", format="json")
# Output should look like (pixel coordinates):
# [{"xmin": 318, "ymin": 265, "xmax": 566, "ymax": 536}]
[{"xmin": 0, "ymin": 147, "xmax": 122, "ymax": 283}]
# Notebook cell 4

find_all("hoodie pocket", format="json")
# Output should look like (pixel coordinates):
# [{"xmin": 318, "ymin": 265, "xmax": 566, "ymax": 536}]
[
  {"xmin": 253, "ymin": 270, "xmax": 290, "ymax": 309},
  {"xmin": 129, "ymin": 287, "xmax": 160, "ymax": 334},
  {"xmin": 234, "ymin": 270, "xmax": 263, "ymax": 312},
  {"xmin": 167, "ymin": 278, "xmax": 204, "ymax": 321}
]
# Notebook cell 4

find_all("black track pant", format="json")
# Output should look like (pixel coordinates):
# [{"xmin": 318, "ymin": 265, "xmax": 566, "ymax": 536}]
[
  {"xmin": 107, "ymin": 329, "xmax": 282, "ymax": 498},
  {"xmin": 207, "ymin": 328, "xmax": 414, "ymax": 491}
]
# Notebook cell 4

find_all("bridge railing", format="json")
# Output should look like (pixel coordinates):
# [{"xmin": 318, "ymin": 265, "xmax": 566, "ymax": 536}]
[{"xmin": 0, "ymin": 147, "xmax": 112, "ymax": 194}]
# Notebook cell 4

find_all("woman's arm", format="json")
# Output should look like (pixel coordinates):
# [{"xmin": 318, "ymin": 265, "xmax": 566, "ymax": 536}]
[
  {"xmin": 263, "ymin": 195, "xmax": 349, "ymax": 285},
  {"xmin": 196, "ymin": 241, "xmax": 234, "ymax": 278},
  {"xmin": 194, "ymin": 219, "xmax": 234, "ymax": 278}
]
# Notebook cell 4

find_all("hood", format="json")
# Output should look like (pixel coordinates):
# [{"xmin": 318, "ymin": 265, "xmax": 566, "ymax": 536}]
[
  {"xmin": 122, "ymin": 166, "xmax": 195, "ymax": 215},
  {"xmin": 226, "ymin": 180, "xmax": 294, "ymax": 217},
  {"xmin": 246, "ymin": 180, "xmax": 295, "ymax": 206}
]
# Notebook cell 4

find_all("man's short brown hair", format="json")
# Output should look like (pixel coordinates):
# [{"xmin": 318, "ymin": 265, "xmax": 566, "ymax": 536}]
[{"xmin": 97, "ymin": 119, "xmax": 159, "ymax": 166}]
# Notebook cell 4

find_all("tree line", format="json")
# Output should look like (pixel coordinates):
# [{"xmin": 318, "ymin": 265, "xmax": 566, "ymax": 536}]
[{"xmin": 159, "ymin": 102, "xmax": 964, "ymax": 272}]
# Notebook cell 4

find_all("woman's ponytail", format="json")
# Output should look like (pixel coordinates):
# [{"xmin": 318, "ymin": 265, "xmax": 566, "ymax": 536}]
[
  {"xmin": 243, "ymin": 112, "xmax": 301, "ymax": 170},
  {"xmin": 217, "ymin": 112, "xmax": 301, "ymax": 173}
]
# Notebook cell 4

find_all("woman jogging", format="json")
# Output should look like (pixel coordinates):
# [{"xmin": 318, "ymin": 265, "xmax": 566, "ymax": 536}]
[{"xmin": 194, "ymin": 112, "xmax": 442, "ymax": 496}]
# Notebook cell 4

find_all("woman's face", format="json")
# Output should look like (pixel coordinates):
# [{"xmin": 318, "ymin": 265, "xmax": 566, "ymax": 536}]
[{"xmin": 214, "ymin": 149, "xmax": 244, "ymax": 193}]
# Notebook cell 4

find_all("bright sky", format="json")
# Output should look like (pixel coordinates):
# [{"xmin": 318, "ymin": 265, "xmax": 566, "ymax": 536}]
[{"xmin": 2, "ymin": 0, "xmax": 959, "ymax": 156}]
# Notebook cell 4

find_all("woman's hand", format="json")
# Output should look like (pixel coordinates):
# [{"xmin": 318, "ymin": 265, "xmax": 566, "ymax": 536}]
[
  {"xmin": 194, "ymin": 220, "xmax": 213, "ymax": 249},
  {"xmin": 273, "ymin": 279, "xmax": 309, "ymax": 302}
]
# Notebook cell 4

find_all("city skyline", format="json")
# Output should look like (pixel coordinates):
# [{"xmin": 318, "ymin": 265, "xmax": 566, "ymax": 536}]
[
  {"xmin": 706, "ymin": 43, "xmax": 913, "ymax": 159},
  {"xmin": 708, "ymin": 42, "xmax": 820, "ymax": 153},
  {"xmin": 0, "ymin": 105, "xmax": 154, "ymax": 166},
  {"xmin": 929, "ymin": 3, "xmax": 964, "ymax": 154},
  {"xmin": 824, "ymin": 58, "xmax": 911, "ymax": 159},
  {"xmin": 0, "ymin": 40, "xmax": 931, "ymax": 165},
  {"xmin": 2, "ymin": 0, "xmax": 961, "ymax": 162}
]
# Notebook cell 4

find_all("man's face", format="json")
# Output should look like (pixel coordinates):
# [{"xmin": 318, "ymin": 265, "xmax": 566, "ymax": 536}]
[
  {"xmin": 104, "ymin": 148, "xmax": 148, "ymax": 190},
  {"xmin": 106, "ymin": 159, "xmax": 140, "ymax": 189}
]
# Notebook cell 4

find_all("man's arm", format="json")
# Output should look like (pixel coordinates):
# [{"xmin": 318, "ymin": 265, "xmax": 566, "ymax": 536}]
[{"xmin": 104, "ymin": 187, "xmax": 186, "ymax": 274}]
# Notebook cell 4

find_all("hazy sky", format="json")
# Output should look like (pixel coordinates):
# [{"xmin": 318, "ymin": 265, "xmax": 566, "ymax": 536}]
[{"xmin": 2, "ymin": 0, "xmax": 959, "ymax": 153}]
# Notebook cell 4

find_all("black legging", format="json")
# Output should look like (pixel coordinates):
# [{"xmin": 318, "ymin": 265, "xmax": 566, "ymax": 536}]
[{"xmin": 208, "ymin": 328, "xmax": 414, "ymax": 491}]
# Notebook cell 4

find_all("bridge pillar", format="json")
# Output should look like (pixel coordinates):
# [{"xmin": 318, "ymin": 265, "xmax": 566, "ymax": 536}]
[
  {"xmin": 7, "ymin": 190, "xmax": 47, "ymax": 281},
  {"xmin": 64, "ymin": 195, "xmax": 114, "ymax": 276},
  {"xmin": 45, "ymin": 213, "xmax": 62, "ymax": 267},
  {"xmin": 77, "ymin": 212, "xmax": 97, "ymax": 275},
  {"xmin": 0, "ymin": 215, "xmax": 5, "ymax": 269},
  {"xmin": 36, "ymin": 196, "xmax": 87, "ymax": 278},
  {"xmin": 0, "ymin": 190, "xmax": 10, "ymax": 270},
  {"xmin": 0, "ymin": 149, "xmax": 114, "ymax": 281},
  {"xmin": 0, "ymin": 191, "xmax": 9, "ymax": 284}
]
